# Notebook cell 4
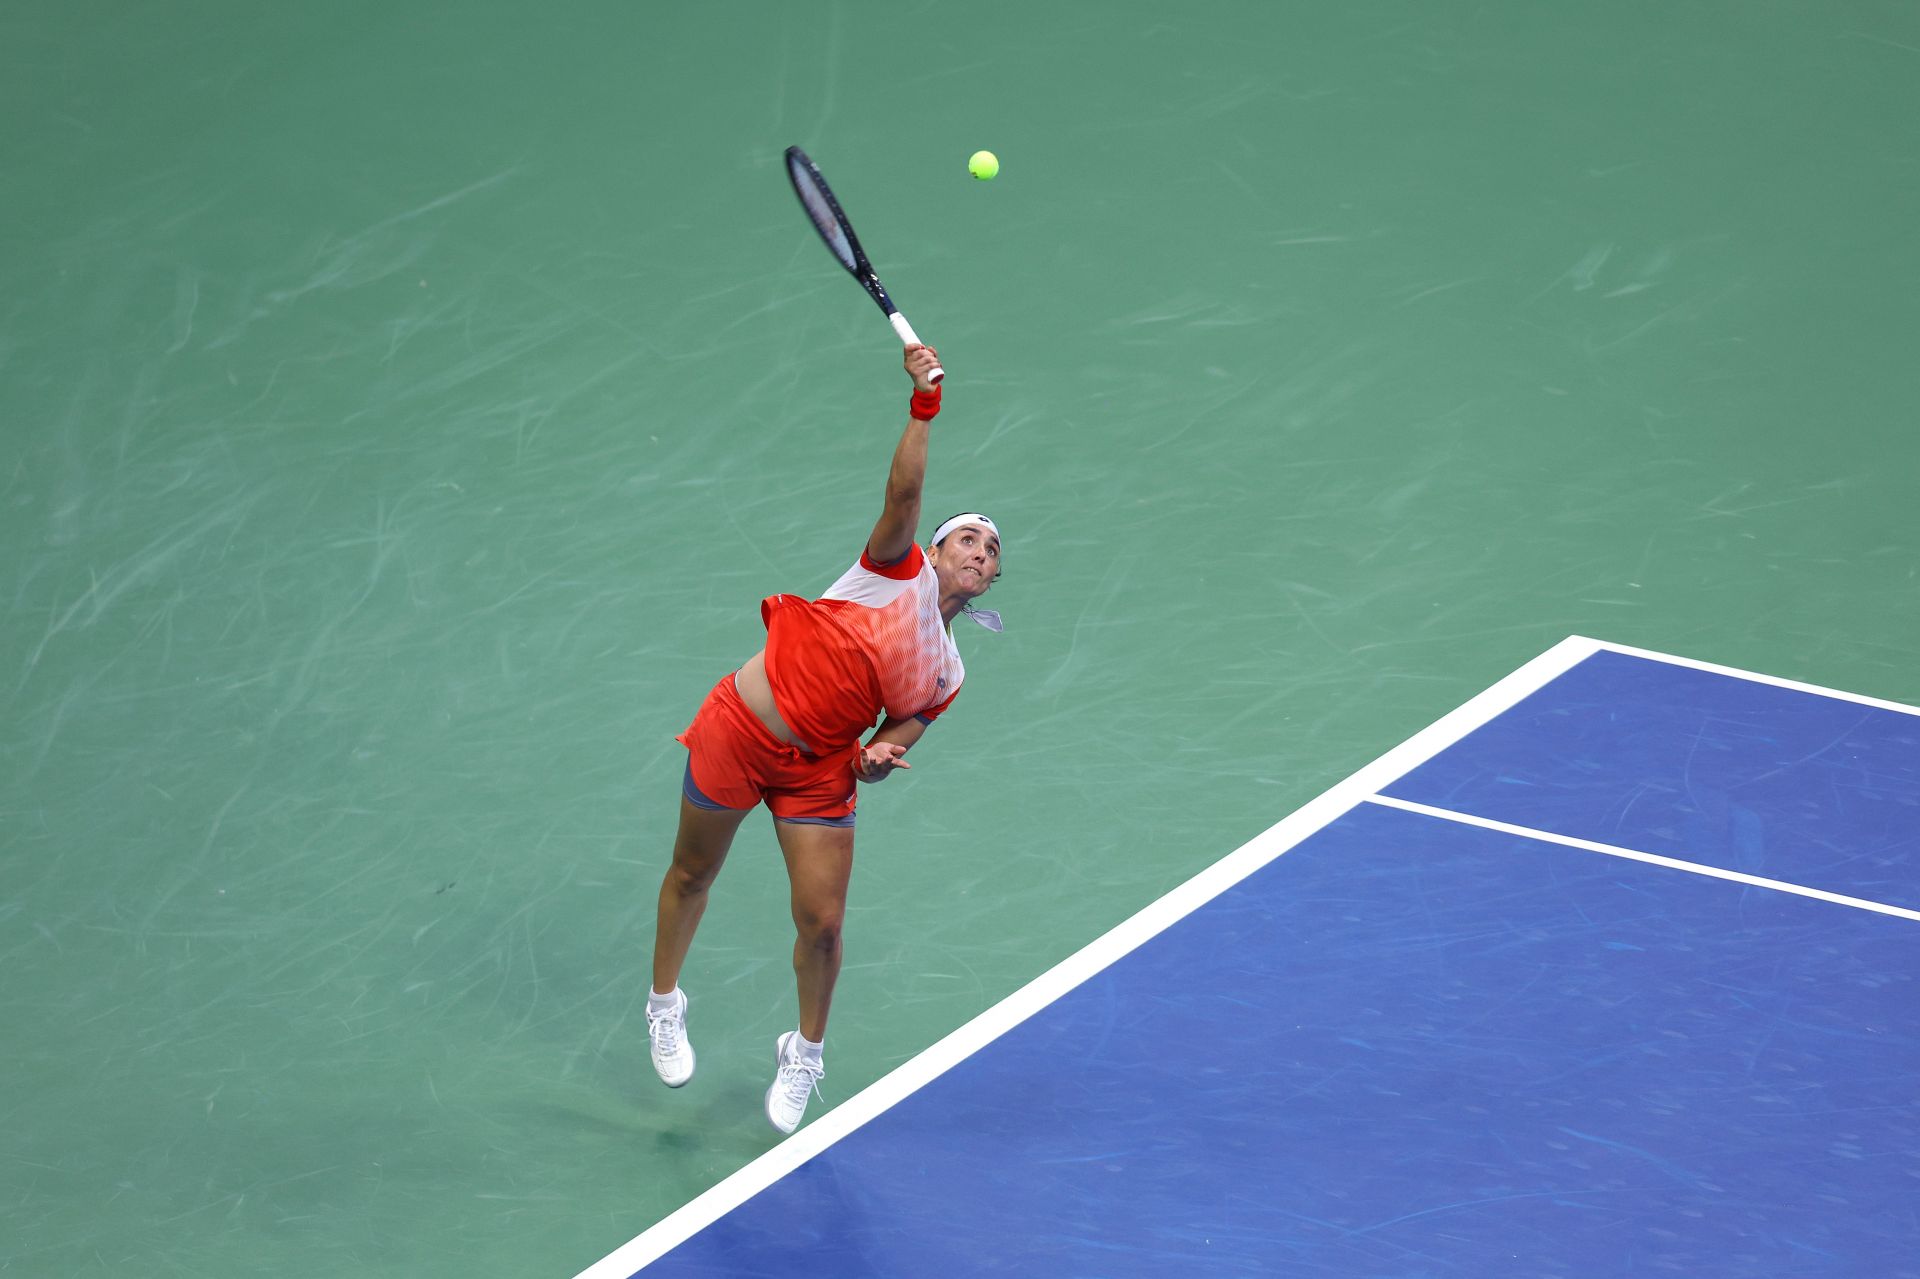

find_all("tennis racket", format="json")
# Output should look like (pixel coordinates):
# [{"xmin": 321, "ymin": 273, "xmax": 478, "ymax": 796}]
[{"xmin": 784, "ymin": 145, "xmax": 943, "ymax": 384}]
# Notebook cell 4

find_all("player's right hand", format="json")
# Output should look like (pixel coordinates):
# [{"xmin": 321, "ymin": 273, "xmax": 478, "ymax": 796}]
[{"xmin": 904, "ymin": 344, "xmax": 941, "ymax": 393}]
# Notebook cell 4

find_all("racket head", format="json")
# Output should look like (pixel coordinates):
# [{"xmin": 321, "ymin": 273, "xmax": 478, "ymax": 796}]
[{"xmin": 785, "ymin": 146, "xmax": 895, "ymax": 313}]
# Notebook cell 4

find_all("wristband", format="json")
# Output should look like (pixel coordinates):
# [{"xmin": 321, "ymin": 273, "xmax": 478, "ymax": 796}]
[{"xmin": 909, "ymin": 385, "xmax": 941, "ymax": 422}]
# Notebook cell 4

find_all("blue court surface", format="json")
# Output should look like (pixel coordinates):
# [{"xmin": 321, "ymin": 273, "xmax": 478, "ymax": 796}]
[{"xmin": 579, "ymin": 638, "xmax": 1920, "ymax": 1278}]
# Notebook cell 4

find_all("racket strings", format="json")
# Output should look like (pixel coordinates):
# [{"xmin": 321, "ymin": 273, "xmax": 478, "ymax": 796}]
[{"xmin": 787, "ymin": 159, "xmax": 858, "ymax": 272}]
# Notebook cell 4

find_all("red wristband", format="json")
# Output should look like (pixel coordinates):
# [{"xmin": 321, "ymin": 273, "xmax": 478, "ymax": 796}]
[{"xmin": 909, "ymin": 385, "xmax": 941, "ymax": 422}]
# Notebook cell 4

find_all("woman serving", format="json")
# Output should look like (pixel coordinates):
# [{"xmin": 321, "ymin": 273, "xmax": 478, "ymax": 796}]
[{"xmin": 645, "ymin": 343, "xmax": 1003, "ymax": 1134}]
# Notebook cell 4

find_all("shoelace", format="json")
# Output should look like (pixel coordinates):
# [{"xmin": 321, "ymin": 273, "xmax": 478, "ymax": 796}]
[
  {"xmin": 775, "ymin": 1056, "xmax": 825, "ymax": 1108},
  {"xmin": 647, "ymin": 1007, "xmax": 684, "ymax": 1053}
]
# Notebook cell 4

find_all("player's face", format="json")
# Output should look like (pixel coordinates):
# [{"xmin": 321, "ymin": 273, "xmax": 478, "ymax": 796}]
[{"xmin": 932, "ymin": 525, "xmax": 1000, "ymax": 598}]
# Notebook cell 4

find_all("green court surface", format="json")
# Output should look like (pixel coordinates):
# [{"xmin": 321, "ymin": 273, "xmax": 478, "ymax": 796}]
[{"xmin": 4, "ymin": 3, "xmax": 1916, "ymax": 1275}]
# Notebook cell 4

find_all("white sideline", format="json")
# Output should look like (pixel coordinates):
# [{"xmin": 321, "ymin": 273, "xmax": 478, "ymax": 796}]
[
  {"xmin": 1586, "ymin": 637, "xmax": 1920, "ymax": 718},
  {"xmin": 570, "ymin": 635, "xmax": 1913, "ymax": 1277}
]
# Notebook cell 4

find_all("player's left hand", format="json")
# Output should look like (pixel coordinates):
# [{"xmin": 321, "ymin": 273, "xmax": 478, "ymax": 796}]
[{"xmin": 855, "ymin": 741, "xmax": 912, "ymax": 782}]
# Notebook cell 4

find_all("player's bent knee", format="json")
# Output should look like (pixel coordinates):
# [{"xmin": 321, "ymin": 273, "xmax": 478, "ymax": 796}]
[
  {"xmin": 794, "ymin": 912, "xmax": 843, "ymax": 952},
  {"xmin": 665, "ymin": 859, "xmax": 718, "ymax": 898}
]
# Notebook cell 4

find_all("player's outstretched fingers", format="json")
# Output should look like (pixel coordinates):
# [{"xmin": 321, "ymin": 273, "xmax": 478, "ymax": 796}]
[{"xmin": 863, "ymin": 744, "xmax": 911, "ymax": 775}]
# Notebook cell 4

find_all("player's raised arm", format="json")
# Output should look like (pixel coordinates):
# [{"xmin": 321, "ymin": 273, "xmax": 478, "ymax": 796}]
[{"xmin": 866, "ymin": 344, "xmax": 943, "ymax": 567}]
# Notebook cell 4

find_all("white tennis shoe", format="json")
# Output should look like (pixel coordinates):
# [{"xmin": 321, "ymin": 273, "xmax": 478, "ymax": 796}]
[
  {"xmin": 765, "ymin": 1031, "xmax": 825, "ymax": 1134},
  {"xmin": 646, "ymin": 989, "xmax": 695, "ymax": 1088}
]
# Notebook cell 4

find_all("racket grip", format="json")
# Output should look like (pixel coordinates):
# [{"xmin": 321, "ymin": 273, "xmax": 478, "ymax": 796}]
[{"xmin": 889, "ymin": 311, "xmax": 943, "ymax": 384}]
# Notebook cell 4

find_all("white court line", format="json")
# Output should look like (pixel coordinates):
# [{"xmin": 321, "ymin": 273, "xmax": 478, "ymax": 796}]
[
  {"xmin": 1366, "ymin": 794, "xmax": 1920, "ymax": 924},
  {"xmin": 1583, "ymin": 635, "xmax": 1920, "ymax": 718},
  {"xmin": 570, "ymin": 633, "xmax": 1913, "ymax": 1277}
]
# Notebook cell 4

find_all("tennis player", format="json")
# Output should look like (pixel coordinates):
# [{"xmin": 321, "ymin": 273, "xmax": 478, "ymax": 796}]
[{"xmin": 645, "ymin": 344, "xmax": 1003, "ymax": 1134}]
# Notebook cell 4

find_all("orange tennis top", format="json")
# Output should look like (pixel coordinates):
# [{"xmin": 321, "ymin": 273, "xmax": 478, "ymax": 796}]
[{"xmin": 760, "ymin": 543, "xmax": 964, "ymax": 753}]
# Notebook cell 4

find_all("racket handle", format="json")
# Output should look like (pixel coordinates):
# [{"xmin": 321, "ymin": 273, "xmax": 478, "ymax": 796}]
[{"xmin": 889, "ymin": 311, "xmax": 944, "ymax": 384}]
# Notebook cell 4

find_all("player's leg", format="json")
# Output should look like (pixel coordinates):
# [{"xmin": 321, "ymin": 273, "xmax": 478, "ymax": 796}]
[
  {"xmin": 651, "ymin": 670, "xmax": 764, "ymax": 1090},
  {"xmin": 651, "ymin": 792, "xmax": 752, "ymax": 995},
  {"xmin": 775, "ymin": 818, "xmax": 855, "ymax": 1040},
  {"xmin": 645, "ymin": 793, "xmax": 751, "ymax": 1089},
  {"xmin": 764, "ymin": 817, "xmax": 854, "ymax": 1132}
]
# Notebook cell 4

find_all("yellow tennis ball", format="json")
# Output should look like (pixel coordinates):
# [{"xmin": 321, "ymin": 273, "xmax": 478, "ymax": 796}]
[{"xmin": 968, "ymin": 150, "xmax": 999, "ymax": 181}]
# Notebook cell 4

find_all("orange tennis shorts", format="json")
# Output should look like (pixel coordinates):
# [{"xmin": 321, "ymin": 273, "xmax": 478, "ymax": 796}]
[{"xmin": 676, "ymin": 674, "xmax": 858, "ymax": 827}]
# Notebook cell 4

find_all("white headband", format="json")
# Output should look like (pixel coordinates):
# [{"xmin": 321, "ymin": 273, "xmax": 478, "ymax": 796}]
[
  {"xmin": 929, "ymin": 513, "xmax": 1005, "ymax": 633},
  {"xmin": 931, "ymin": 513, "xmax": 1001, "ymax": 548}
]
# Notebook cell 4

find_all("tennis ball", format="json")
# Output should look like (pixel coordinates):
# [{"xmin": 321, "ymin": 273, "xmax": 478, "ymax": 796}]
[{"xmin": 968, "ymin": 150, "xmax": 999, "ymax": 181}]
